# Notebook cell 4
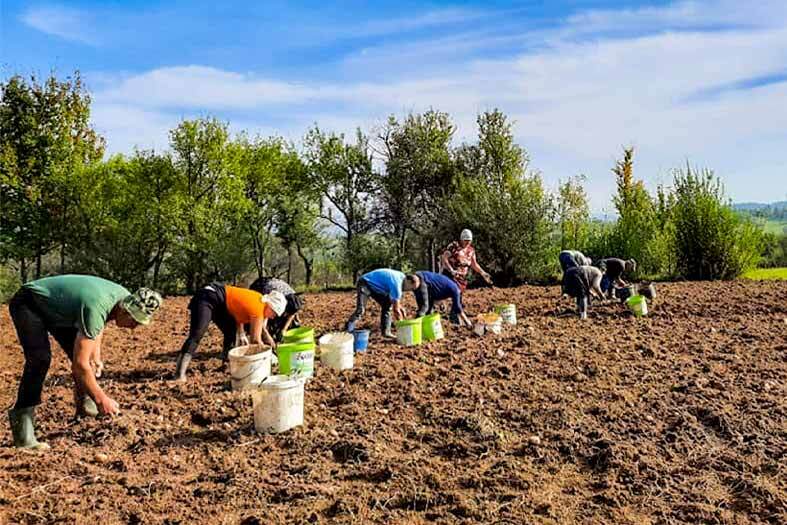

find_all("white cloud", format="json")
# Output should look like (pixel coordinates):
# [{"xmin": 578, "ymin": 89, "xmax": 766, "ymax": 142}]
[
  {"xmin": 20, "ymin": 5, "xmax": 96, "ymax": 44},
  {"xmin": 90, "ymin": 0, "xmax": 787, "ymax": 208}
]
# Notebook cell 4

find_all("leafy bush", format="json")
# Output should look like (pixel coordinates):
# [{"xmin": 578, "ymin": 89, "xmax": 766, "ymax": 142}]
[
  {"xmin": 760, "ymin": 232, "xmax": 787, "ymax": 268},
  {"xmin": 671, "ymin": 167, "xmax": 763, "ymax": 280},
  {"xmin": 345, "ymin": 234, "xmax": 402, "ymax": 276},
  {"xmin": 449, "ymin": 111, "xmax": 555, "ymax": 284},
  {"xmin": 0, "ymin": 264, "xmax": 19, "ymax": 303}
]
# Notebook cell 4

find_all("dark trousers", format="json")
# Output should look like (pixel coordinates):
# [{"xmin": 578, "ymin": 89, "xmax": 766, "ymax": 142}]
[
  {"xmin": 179, "ymin": 284, "xmax": 236, "ymax": 357},
  {"xmin": 345, "ymin": 278, "xmax": 392, "ymax": 334},
  {"xmin": 562, "ymin": 267, "xmax": 592, "ymax": 317},
  {"xmin": 9, "ymin": 289, "xmax": 78, "ymax": 409}
]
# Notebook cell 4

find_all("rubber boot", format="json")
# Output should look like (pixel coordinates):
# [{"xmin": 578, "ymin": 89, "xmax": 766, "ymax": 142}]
[
  {"xmin": 175, "ymin": 353, "xmax": 192, "ymax": 382},
  {"xmin": 74, "ymin": 385, "xmax": 99, "ymax": 418},
  {"xmin": 8, "ymin": 407, "xmax": 50, "ymax": 450}
]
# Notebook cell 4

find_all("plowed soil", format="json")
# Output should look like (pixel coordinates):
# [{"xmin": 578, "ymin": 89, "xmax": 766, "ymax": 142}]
[{"xmin": 1, "ymin": 281, "xmax": 786, "ymax": 524}]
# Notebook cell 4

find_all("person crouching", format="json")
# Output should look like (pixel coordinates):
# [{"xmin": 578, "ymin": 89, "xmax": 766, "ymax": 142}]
[
  {"xmin": 174, "ymin": 284, "xmax": 286, "ymax": 382},
  {"xmin": 561, "ymin": 265, "xmax": 605, "ymax": 319}
]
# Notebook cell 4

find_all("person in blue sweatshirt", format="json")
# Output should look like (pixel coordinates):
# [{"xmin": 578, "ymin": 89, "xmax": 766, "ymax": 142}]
[
  {"xmin": 412, "ymin": 271, "xmax": 472, "ymax": 328},
  {"xmin": 345, "ymin": 269, "xmax": 419, "ymax": 338}
]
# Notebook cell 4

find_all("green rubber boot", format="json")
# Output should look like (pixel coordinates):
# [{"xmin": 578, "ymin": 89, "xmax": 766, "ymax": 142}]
[
  {"xmin": 8, "ymin": 407, "xmax": 50, "ymax": 450},
  {"xmin": 76, "ymin": 396, "xmax": 99, "ymax": 418},
  {"xmin": 74, "ymin": 386, "xmax": 99, "ymax": 418}
]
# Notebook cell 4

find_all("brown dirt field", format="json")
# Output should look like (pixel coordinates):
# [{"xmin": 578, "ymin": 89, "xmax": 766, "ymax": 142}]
[{"xmin": 1, "ymin": 281, "xmax": 786, "ymax": 524}]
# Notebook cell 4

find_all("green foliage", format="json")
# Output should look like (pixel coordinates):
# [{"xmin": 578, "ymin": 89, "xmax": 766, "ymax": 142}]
[
  {"xmin": 345, "ymin": 234, "xmax": 401, "ymax": 275},
  {"xmin": 741, "ymin": 267, "xmax": 787, "ymax": 280},
  {"xmin": 0, "ymin": 264, "xmax": 20, "ymax": 303},
  {"xmin": 0, "ymin": 72, "xmax": 103, "ymax": 280},
  {"xmin": 450, "ymin": 111, "xmax": 555, "ymax": 284},
  {"xmin": 168, "ymin": 117, "xmax": 247, "ymax": 292},
  {"xmin": 760, "ymin": 232, "xmax": 787, "ymax": 268},
  {"xmin": 377, "ymin": 110, "xmax": 456, "ymax": 266},
  {"xmin": 557, "ymin": 175, "xmax": 590, "ymax": 250},
  {"xmin": 1, "ymin": 74, "xmax": 778, "ymax": 291},
  {"xmin": 304, "ymin": 127, "xmax": 378, "ymax": 279},
  {"xmin": 671, "ymin": 167, "xmax": 763, "ymax": 280},
  {"xmin": 601, "ymin": 148, "xmax": 669, "ymax": 277}
]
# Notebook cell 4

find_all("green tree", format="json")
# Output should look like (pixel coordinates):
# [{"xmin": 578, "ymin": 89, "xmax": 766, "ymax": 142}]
[
  {"xmin": 169, "ymin": 118, "xmax": 245, "ymax": 292},
  {"xmin": 671, "ymin": 166, "xmax": 762, "ymax": 279},
  {"xmin": 273, "ymin": 151, "xmax": 324, "ymax": 285},
  {"xmin": 304, "ymin": 127, "xmax": 378, "ymax": 280},
  {"xmin": 557, "ymin": 175, "xmax": 590, "ymax": 250},
  {"xmin": 0, "ymin": 72, "xmax": 104, "ymax": 279},
  {"xmin": 451, "ymin": 110, "xmax": 555, "ymax": 284},
  {"xmin": 377, "ymin": 110, "xmax": 456, "ymax": 269},
  {"xmin": 605, "ymin": 147, "xmax": 666, "ymax": 276}
]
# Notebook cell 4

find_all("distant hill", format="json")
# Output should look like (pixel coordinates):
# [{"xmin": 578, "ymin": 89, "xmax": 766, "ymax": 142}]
[
  {"xmin": 734, "ymin": 201, "xmax": 787, "ymax": 233},
  {"xmin": 733, "ymin": 201, "xmax": 787, "ymax": 212}
]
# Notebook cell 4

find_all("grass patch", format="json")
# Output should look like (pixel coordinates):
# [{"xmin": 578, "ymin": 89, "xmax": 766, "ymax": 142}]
[{"xmin": 741, "ymin": 267, "xmax": 787, "ymax": 280}]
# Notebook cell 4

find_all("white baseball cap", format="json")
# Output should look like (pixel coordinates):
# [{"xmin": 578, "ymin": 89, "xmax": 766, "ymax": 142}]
[{"xmin": 460, "ymin": 229, "xmax": 473, "ymax": 241}]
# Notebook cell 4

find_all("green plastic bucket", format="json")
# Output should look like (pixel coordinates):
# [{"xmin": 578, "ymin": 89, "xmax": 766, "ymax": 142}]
[
  {"xmin": 282, "ymin": 327, "xmax": 315, "ymax": 344},
  {"xmin": 422, "ymin": 313, "xmax": 444, "ymax": 342},
  {"xmin": 395, "ymin": 319, "xmax": 422, "ymax": 347},
  {"xmin": 277, "ymin": 342, "xmax": 315, "ymax": 377},
  {"xmin": 494, "ymin": 304, "xmax": 517, "ymax": 325},
  {"xmin": 626, "ymin": 295, "xmax": 648, "ymax": 317}
]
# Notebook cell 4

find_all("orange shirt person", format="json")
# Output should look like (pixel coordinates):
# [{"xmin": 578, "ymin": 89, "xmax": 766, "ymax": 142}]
[{"xmin": 174, "ymin": 283, "xmax": 286, "ymax": 382}]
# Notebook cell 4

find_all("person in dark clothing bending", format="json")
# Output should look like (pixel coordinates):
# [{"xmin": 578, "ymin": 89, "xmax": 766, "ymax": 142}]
[
  {"xmin": 562, "ymin": 265, "xmax": 605, "ymax": 319},
  {"xmin": 600, "ymin": 258, "xmax": 637, "ymax": 296},
  {"xmin": 174, "ymin": 283, "xmax": 286, "ymax": 381},
  {"xmin": 412, "ymin": 271, "xmax": 472, "ymax": 327},
  {"xmin": 250, "ymin": 277, "xmax": 304, "ymax": 342},
  {"xmin": 558, "ymin": 250, "xmax": 592, "ymax": 272}
]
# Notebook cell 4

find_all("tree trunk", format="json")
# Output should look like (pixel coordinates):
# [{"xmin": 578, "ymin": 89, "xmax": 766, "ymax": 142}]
[
  {"xmin": 19, "ymin": 257, "xmax": 28, "ymax": 282},
  {"xmin": 398, "ymin": 229, "xmax": 407, "ymax": 264},
  {"xmin": 35, "ymin": 248, "xmax": 42, "ymax": 279},
  {"xmin": 428, "ymin": 239, "xmax": 436, "ymax": 272},
  {"xmin": 60, "ymin": 242, "xmax": 66, "ymax": 274},
  {"xmin": 347, "ymin": 229, "xmax": 357, "ymax": 282},
  {"xmin": 296, "ymin": 243, "xmax": 313, "ymax": 286},
  {"xmin": 286, "ymin": 245, "xmax": 293, "ymax": 284}
]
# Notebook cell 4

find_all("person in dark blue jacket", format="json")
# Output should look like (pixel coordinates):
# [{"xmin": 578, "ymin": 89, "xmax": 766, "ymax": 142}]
[{"xmin": 412, "ymin": 271, "xmax": 472, "ymax": 327}]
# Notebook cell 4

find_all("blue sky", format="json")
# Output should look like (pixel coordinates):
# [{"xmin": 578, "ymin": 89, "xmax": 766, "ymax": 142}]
[{"xmin": 2, "ymin": 0, "xmax": 786, "ymax": 211}]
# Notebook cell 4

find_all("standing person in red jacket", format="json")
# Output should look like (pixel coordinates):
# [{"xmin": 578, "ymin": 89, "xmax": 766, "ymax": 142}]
[{"xmin": 440, "ymin": 229, "xmax": 493, "ymax": 291}]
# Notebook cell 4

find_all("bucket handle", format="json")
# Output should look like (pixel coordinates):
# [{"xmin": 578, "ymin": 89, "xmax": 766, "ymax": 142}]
[{"xmin": 230, "ymin": 362, "xmax": 267, "ymax": 381}]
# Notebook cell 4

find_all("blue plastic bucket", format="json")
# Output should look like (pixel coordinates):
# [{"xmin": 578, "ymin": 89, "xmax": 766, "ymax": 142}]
[{"xmin": 353, "ymin": 329, "xmax": 370, "ymax": 353}]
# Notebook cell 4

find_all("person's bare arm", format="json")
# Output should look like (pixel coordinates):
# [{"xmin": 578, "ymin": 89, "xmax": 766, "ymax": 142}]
[
  {"xmin": 470, "ymin": 253, "xmax": 493, "ymax": 284},
  {"xmin": 590, "ymin": 272, "xmax": 605, "ymax": 300},
  {"xmin": 91, "ymin": 332, "xmax": 104, "ymax": 378},
  {"xmin": 281, "ymin": 314, "xmax": 296, "ymax": 334},
  {"xmin": 459, "ymin": 311, "xmax": 472, "ymax": 328},
  {"xmin": 441, "ymin": 251, "xmax": 455, "ymax": 274},
  {"xmin": 73, "ymin": 332, "xmax": 118, "ymax": 415},
  {"xmin": 392, "ymin": 299, "xmax": 407, "ymax": 321},
  {"xmin": 249, "ymin": 318, "xmax": 275, "ymax": 348}
]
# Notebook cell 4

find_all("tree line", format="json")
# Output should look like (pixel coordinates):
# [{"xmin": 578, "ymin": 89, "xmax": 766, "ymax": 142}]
[{"xmin": 0, "ymin": 72, "xmax": 770, "ymax": 299}]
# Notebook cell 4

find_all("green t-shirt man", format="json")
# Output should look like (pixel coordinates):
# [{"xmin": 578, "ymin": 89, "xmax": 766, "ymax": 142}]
[{"xmin": 23, "ymin": 275, "xmax": 131, "ymax": 339}]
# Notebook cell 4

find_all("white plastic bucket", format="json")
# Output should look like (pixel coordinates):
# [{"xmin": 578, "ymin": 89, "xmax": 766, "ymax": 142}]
[
  {"xmin": 251, "ymin": 375, "xmax": 304, "ymax": 434},
  {"xmin": 228, "ymin": 345, "xmax": 271, "ymax": 391},
  {"xmin": 495, "ymin": 304, "xmax": 517, "ymax": 325},
  {"xmin": 473, "ymin": 316, "xmax": 503, "ymax": 336},
  {"xmin": 319, "ymin": 333, "xmax": 354, "ymax": 372}
]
